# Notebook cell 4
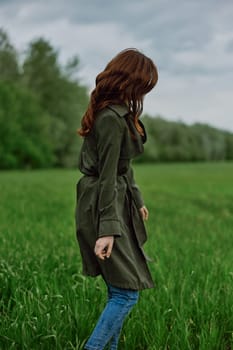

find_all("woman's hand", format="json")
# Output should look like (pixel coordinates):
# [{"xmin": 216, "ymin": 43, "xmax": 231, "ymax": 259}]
[
  {"xmin": 139, "ymin": 206, "xmax": 149, "ymax": 221},
  {"xmin": 94, "ymin": 236, "xmax": 114, "ymax": 260}
]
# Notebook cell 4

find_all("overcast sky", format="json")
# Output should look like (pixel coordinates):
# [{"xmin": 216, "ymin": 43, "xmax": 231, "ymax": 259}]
[{"xmin": 1, "ymin": 0, "xmax": 233, "ymax": 131}]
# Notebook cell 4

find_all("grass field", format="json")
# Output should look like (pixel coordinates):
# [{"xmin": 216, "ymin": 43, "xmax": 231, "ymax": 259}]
[{"xmin": 0, "ymin": 162, "xmax": 233, "ymax": 350}]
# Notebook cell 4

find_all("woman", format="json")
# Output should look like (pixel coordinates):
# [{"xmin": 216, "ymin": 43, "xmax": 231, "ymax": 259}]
[{"xmin": 75, "ymin": 48, "xmax": 158, "ymax": 350}]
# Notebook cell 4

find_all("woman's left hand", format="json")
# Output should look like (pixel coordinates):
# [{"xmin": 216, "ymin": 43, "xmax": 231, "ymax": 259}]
[{"xmin": 139, "ymin": 206, "xmax": 149, "ymax": 220}]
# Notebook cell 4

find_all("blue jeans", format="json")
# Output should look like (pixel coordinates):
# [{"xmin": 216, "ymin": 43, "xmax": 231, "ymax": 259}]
[{"xmin": 84, "ymin": 283, "xmax": 139, "ymax": 350}]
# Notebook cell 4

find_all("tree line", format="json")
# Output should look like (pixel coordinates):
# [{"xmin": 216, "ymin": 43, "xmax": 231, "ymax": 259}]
[
  {"xmin": 141, "ymin": 116, "xmax": 233, "ymax": 163},
  {"xmin": 0, "ymin": 28, "xmax": 233, "ymax": 169}
]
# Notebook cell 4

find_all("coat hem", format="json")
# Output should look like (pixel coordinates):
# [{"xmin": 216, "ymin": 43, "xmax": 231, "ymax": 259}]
[{"xmin": 82, "ymin": 270, "xmax": 155, "ymax": 291}]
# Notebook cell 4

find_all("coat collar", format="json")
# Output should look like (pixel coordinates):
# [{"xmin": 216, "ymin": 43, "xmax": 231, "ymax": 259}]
[
  {"xmin": 107, "ymin": 104, "xmax": 129, "ymax": 118},
  {"xmin": 107, "ymin": 104, "xmax": 147, "ymax": 144}
]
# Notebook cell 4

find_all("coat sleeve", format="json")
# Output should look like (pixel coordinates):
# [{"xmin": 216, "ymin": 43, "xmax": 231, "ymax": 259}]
[
  {"xmin": 125, "ymin": 165, "xmax": 144, "ymax": 209},
  {"xmin": 95, "ymin": 113, "xmax": 123, "ymax": 238}
]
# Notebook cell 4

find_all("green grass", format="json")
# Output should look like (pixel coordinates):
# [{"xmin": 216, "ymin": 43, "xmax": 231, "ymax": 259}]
[{"xmin": 0, "ymin": 162, "xmax": 233, "ymax": 350}]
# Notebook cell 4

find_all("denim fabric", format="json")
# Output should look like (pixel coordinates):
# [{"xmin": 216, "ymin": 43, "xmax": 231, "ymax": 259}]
[{"xmin": 85, "ymin": 284, "xmax": 139, "ymax": 350}]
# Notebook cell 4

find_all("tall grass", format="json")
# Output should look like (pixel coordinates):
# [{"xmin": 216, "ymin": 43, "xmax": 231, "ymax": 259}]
[{"xmin": 0, "ymin": 162, "xmax": 233, "ymax": 349}]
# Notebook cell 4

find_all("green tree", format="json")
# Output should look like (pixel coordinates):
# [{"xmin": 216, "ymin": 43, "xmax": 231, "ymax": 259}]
[
  {"xmin": 225, "ymin": 132, "xmax": 233, "ymax": 160},
  {"xmin": 22, "ymin": 38, "xmax": 88, "ymax": 167},
  {"xmin": 0, "ymin": 28, "xmax": 19, "ymax": 81},
  {"xmin": 0, "ymin": 81, "xmax": 54, "ymax": 168}
]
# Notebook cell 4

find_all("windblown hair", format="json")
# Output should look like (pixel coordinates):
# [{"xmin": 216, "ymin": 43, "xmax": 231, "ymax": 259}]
[{"xmin": 78, "ymin": 48, "xmax": 158, "ymax": 136}]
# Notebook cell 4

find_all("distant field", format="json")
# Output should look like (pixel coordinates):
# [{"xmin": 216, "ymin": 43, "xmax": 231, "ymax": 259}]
[{"xmin": 0, "ymin": 162, "xmax": 233, "ymax": 350}]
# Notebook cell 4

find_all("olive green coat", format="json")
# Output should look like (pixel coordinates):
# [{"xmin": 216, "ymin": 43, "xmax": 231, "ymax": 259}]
[{"xmin": 75, "ymin": 104, "xmax": 154, "ymax": 290}]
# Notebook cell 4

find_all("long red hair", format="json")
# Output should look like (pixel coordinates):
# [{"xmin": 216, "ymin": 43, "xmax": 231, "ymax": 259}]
[{"xmin": 78, "ymin": 48, "xmax": 158, "ymax": 136}]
